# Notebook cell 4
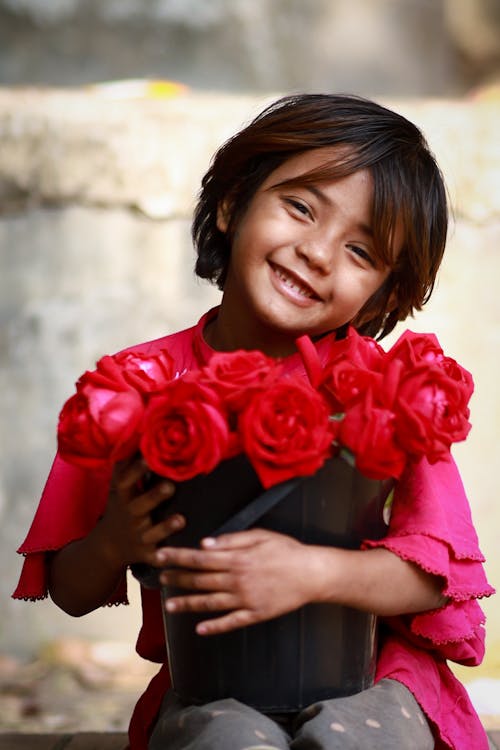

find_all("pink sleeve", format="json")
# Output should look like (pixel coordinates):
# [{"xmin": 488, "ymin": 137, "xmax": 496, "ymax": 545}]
[
  {"xmin": 12, "ymin": 322, "xmax": 203, "ymax": 607},
  {"xmin": 12, "ymin": 454, "xmax": 127, "ymax": 605},
  {"xmin": 363, "ymin": 456, "xmax": 494, "ymax": 666}
]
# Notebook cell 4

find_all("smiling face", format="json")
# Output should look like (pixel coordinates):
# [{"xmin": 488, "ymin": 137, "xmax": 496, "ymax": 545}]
[{"xmin": 207, "ymin": 148, "xmax": 400, "ymax": 357}]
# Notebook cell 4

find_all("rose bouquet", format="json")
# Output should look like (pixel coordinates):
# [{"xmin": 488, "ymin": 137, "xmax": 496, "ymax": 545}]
[
  {"xmin": 57, "ymin": 327, "xmax": 473, "ymax": 488},
  {"xmin": 56, "ymin": 327, "xmax": 474, "ymax": 708}
]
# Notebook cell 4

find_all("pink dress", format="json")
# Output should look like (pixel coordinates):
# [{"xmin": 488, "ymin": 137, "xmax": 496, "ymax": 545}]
[{"xmin": 13, "ymin": 309, "xmax": 494, "ymax": 750}]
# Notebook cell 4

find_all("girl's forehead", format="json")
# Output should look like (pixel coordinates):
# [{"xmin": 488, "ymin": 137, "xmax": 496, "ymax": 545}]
[{"xmin": 262, "ymin": 146, "xmax": 367, "ymax": 188}]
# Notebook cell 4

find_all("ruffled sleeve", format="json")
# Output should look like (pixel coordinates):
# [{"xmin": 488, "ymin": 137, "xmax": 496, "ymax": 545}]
[
  {"xmin": 12, "ymin": 316, "xmax": 213, "ymax": 608},
  {"xmin": 12, "ymin": 454, "xmax": 127, "ymax": 605},
  {"xmin": 363, "ymin": 455, "xmax": 494, "ymax": 665}
]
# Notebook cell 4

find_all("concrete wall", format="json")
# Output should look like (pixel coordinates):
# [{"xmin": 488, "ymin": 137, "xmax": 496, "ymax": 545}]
[
  {"xmin": 1, "ymin": 88, "xmax": 499, "ymax": 679},
  {"xmin": 1, "ymin": 0, "xmax": 500, "ymax": 95}
]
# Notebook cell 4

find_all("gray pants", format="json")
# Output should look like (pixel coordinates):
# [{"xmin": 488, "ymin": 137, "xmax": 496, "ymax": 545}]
[{"xmin": 149, "ymin": 679, "xmax": 434, "ymax": 749}]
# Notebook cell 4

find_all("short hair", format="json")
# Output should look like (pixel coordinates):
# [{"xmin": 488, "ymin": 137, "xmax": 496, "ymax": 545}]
[{"xmin": 192, "ymin": 94, "xmax": 448, "ymax": 340}]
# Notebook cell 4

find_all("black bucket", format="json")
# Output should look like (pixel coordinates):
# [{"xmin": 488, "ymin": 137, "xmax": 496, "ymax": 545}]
[{"xmin": 132, "ymin": 453, "xmax": 391, "ymax": 711}]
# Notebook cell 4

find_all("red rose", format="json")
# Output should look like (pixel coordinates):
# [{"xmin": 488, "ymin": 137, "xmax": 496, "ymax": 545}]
[
  {"xmin": 77, "ymin": 354, "xmax": 132, "ymax": 392},
  {"xmin": 321, "ymin": 361, "xmax": 384, "ymax": 413},
  {"xmin": 57, "ymin": 362, "xmax": 144, "ymax": 468},
  {"xmin": 393, "ymin": 363, "xmax": 472, "ymax": 462},
  {"xmin": 196, "ymin": 349, "xmax": 282, "ymax": 412},
  {"xmin": 386, "ymin": 330, "xmax": 444, "ymax": 368},
  {"xmin": 339, "ymin": 395, "xmax": 407, "ymax": 480},
  {"xmin": 320, "ymin": 328, "xmax": 385, "ymax": 411},
  {"xmin": 439, "ymin": 355, "xmax": 474, "ymax": 401},
  {"xmin": 239, "ymin": 377, "xmax": 335, "ymax": 489},
  {"xmin": 335, "ymin": 327, "xmax": 386, "ymax": 370},
  {"xmin": 140, "ymin": 380, "xmax": 231, "ymax": 481},
  {"xmin": 112, "ymin": 348, "xmax": 175, "ymax": 395}
]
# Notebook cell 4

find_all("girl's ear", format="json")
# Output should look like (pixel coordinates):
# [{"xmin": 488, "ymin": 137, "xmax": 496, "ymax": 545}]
[{"xmin": 216, "ymin": 201, "xmax": 230, "ymax": 233}]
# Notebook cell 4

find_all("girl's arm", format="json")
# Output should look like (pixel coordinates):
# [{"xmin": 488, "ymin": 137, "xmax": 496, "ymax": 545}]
[
  {"xmin": 158, "ymin": 529, "xmax": 446, "ymax": 635},
  {"xmin": 310, "ymin": 542, "xmax": 446, "ymax": 615},
  {"xmin": 48, "ymin": 457, "xmax": 184, "ymax": 616}
]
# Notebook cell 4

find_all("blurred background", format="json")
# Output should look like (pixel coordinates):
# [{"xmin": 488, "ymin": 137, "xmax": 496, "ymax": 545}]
[
  {"xmin": 1, "ymin": 0, "xmax": 499, "ymax": 734},
  {"xmin": 1, "ymin": 0, "xmax": 500, "ymax": 94}
]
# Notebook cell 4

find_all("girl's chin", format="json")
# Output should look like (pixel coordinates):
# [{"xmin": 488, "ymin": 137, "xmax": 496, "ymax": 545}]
[{"xmin": 257, "ymin": 303, "xmax": 338, "ymax": 340}]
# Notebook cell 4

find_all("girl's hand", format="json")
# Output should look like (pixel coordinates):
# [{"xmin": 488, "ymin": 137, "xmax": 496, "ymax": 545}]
[
  {"xmin": 99, "ymin": 456, "xmax": 186, "ymax": 571},
  {"xmin": 49, "ymin": 457, "xmax": 185, "ymax": 617},
  {"xmin": 158, "ymin": 529, "xmax": 321, "ymax": 635},
  {"xmin": 157, "ymin": 529, "xmax": 447, "ymax": 636}
]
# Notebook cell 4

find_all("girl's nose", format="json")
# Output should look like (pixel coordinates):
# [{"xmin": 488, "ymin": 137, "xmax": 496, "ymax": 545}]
[{"xmin": 295, "ymin": 238, "xmax": 333, "ymax": 274}]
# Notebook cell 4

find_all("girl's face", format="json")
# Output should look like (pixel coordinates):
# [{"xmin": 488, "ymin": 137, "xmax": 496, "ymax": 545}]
[{"xmin": 211, "ymin": 148, "xmax": 400, "ymax": 357}]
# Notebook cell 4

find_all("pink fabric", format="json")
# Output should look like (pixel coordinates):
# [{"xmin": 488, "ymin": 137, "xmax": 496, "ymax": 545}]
[
  {"xmin": 363, "ymin": 455, "xmax": 493, "ymax": 749},
  {"xmin": 13, "ymin": 308, "xmax": 494, "ymax": 750}
]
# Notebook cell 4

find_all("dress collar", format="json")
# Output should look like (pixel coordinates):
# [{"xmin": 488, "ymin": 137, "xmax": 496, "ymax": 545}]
[{"xmin": 192, "ymin": 306, "xmax": 339, "ymax": 379}]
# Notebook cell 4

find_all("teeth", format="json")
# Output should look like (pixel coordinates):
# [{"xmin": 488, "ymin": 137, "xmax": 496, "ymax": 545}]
[{"xmin": 275, "ymin": 267, "xmax": 315, "ymax": 298}]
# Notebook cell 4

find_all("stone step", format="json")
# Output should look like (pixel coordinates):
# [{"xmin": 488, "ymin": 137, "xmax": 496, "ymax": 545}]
[
  {"xmin": 1, "ymin": 732, "xmax": 500, "ymax": 750},
  {"xmin": 0, "ymin": 734, "xmax": 128, "ymax": 750}
]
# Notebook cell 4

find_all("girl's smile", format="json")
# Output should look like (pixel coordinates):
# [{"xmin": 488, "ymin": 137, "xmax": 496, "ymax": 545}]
[
  {"xmin": 269, "ymin": 261, "xmax": 322, "ymax": 304},
  {"xmin": 206, "ymin": 148, "xmax": 400, "ymax": 357}
]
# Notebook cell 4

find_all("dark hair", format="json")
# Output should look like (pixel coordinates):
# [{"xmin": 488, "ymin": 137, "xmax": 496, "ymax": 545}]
[{"xmin": 192, "ymin": 94, "xmax": 448, "ymax": 340}]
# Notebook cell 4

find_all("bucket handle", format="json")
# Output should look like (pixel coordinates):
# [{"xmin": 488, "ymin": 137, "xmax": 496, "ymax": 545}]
[{"xmin": 212, "ymin": 476, "xmax": 302, "ymax": 536}]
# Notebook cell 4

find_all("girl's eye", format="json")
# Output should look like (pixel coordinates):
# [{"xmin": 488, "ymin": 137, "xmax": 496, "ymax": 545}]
[
  {"xmin": 347, "ymin": 244, "xmax": 375, "ymax": 267},
  {"xmin": 285, "ymin": 198, "xmax": 312, "ymax": 218}
]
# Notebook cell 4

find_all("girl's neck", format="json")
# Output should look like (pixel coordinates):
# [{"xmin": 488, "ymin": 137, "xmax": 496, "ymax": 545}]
[
  {"xmin": 203, "ymin": 310, "xmax": 300, "ymax": 359},
  {"xmin": 203, "ymin": 305, "xmax": 339, "ymax": 359}
]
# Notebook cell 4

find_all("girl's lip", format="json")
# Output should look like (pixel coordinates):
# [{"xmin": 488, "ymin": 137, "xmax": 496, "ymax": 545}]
[{"xmin": 269, "ymin": 261, "xmax": 322, "ymax": 304}]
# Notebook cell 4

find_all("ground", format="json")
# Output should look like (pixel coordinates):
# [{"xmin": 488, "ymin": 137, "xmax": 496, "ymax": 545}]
[{"xmin": 0, "ymin": 639, "xmax": 157, "ymax": 734}]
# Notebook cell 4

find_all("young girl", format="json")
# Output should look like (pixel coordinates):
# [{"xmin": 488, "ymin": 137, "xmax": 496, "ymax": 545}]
[{"xmin": 14, "ymin": 94, "xmax": 493, "ymax": 749}]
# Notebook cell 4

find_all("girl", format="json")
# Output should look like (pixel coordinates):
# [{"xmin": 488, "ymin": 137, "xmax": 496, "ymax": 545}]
[{"xmin": 14, "ymin": 94, "xmax": 493, "ymax": 749}]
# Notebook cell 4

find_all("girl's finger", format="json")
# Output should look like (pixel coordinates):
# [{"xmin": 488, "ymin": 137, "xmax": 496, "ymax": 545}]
[
  {"xmin": 130, "ymin": 480, "xmax": 176, "ymax": 516},
  {"xmin": 157, "ymin": 546, "xmax": 231, "ymax": 570},
  {"xmin": 165, "ymin": 591, "xmax": 236, "ymax": 615},
  {"xmin": 195, "ymin": 609, "xmax": 255, "ymax": 636},
  {"xmin": 201, "ymin": 528, "xmax": 272, "ymax": 550},
  {"xmin": 159, "ymin": 569, "xmax": 231, "ymax": 592},
  {"xmin": 142, "ymin": 514, "xmax": 186, "ymax": 546},
  {"xmin": 114, "ymin": 455, "xmax": 148, "ymax": 490},
  {"xmin": 108, "ymin": 457, "xmax": 148, "ymax": 506}
]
